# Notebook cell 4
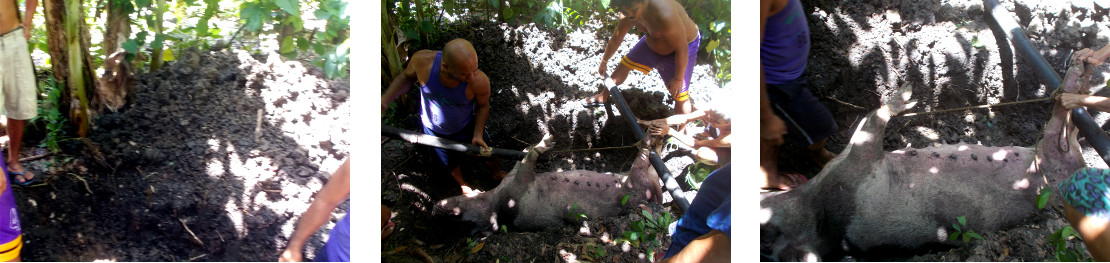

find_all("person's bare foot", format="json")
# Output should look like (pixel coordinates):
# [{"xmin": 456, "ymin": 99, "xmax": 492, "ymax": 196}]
[
  {"xmin": 762, "ymin": 172, "xmax": 807, "ymax": 191},
  {"xmin": 7, "ymin": 162, "xmax": 33, "ymax": 185},
  {"xmin": 461, "ymin": 185, "xmax": 483, "ymax": 197},
  {"xmin": 810, "ymin": 149, "xmax": 837, "ymax": 168},
  {"xmin": 585, "ymin": 91, "xmax": 609, "ymax": 105}
]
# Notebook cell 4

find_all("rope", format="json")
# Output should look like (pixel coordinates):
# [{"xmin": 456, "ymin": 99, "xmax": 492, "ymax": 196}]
[{"xmin": 899, "ymin": 85, "xmax": 1074, "ymax": 117}]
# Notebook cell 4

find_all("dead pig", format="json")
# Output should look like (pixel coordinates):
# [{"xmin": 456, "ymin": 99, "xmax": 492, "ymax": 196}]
[
  {"xmin": 760, "ymin": 81, "xmax": 1086, "ymax": 260},
  {"xmin": 432, "ymin": 133, "xmax": 663, "ymax": 234}
]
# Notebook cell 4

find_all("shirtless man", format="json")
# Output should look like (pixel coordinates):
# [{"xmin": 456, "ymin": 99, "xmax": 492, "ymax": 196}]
[
  {"xmin": 381, "ymin": 39, "xmax": 502, "ymax": 196},
  {"xmin": 0, "ymin": 0, "xmax": 37, "ymax": 188},
  {"xmin": 590, "ymin": 0, "xmax": 700, "ymax": 117}
]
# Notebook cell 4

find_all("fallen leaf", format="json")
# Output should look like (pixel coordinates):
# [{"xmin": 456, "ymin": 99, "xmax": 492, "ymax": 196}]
[
  {"xmin": 470, "ymin": 242, "xmax": 485, "ymax": 254},
  {"xmin": 430, "ymin": 244, "xmax": 444, "ymax": 250}
]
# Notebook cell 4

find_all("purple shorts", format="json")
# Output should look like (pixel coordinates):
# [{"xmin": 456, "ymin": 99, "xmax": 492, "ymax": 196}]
[
  {"xmin": 620, "ymin": 32, "xmax": 701, "ymax": 102},
  {"xmin": 0, "ymin": 161, "xmax": 21, "ymax": 261}
]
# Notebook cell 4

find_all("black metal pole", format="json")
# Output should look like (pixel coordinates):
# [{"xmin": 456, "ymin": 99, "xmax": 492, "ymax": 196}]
[
  {"xmin": 382, "ymin": 125, "xmax": 529, "ymax": 160},
  {"xmin": 609, "ymin": 86, "xmax": 692, "ymax": 212},
  {"xmin": 985, "ymin": 0, "xmax": 1110, "ymax": 165}
]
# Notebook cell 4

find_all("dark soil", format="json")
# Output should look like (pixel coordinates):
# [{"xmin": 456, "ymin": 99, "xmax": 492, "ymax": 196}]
[
  {"xmin": 380, "ymin": 19, "xmax": 725, "ymax": 262},
  {"xmin": 776, "ymin": 0, "xmax": 1110, "ymax": 261},
  {"xmin": 10, "ymin": 48, "xmax": 350, "ymax": 261}
]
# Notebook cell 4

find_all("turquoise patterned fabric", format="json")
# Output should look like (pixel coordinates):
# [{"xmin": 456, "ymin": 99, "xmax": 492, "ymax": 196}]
[{"xmin": 1062, "ymin": 167, "xmax": 1110, "ymax": 219}]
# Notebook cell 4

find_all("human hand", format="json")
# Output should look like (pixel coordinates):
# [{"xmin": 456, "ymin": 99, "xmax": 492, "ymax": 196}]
[
  {"xmin": 761, "ymin": 114, "xmax": 786, "ymax": 146},
  {"xmin": 472, "ymin": 137, "xmax": 490, "ymax": 153},
  {"xmin": 649, "ymin": 124, "xmax": 672, "ymax": 136},
  {"xmin": 666, "ymin": 77, "xmax": 684, "ymax": 99},
  {"xmin": 22, "ymin": 24, "xmax": 30, "ymax": 40},
  {"xmin": 1060, "ymin": 93, "xmax": 1090, "ymax": 110},
  {"xmin": 278, "ymin": 248, "xmax": 303, "ymax": 262},
  {"xmin": 598, "ymin": 60, "xmax": 609, "ymax": 78}
]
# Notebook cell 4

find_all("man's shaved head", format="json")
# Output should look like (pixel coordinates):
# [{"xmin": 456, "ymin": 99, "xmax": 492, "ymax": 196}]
[{"xmin": 442, "ymin": 38, "xmax": 479, "ymax": 83}]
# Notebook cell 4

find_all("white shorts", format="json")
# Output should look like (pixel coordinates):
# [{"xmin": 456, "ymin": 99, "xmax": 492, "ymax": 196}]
[{"xmin": 0, "ymin": 27, "xmax": 37, "ymax": 120}]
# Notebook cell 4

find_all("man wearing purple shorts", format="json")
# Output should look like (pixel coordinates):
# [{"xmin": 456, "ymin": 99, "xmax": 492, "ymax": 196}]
[
  {"xmin": 0, "ymin": 160, "xmax": 23, "ymax": 262},
  {"xmin": 760, "ymin": 0, "xmax": 838, "ymax": 191},
  {"xmin": 590, "ymin": 0, "xmax": 701, "ymax": 117}
]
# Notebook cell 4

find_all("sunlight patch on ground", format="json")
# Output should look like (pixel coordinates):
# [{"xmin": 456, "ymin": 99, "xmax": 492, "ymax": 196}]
[
  {"xmin": 936, "ymin": 227, "xmax": 948, "ymax": 242},
  {"xmin": 226, "ymin": 199, "xmax": 246, "ymax": 239},
  {"xmin": 929, "ymin": 167, "xmax": 939, "ymax": 174},
  {"xmin": 578, "ymin": 221, "xmax": 592, "ymax": 236}
]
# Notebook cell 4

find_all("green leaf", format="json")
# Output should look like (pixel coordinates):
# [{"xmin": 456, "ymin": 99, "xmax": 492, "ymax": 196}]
[
  {"xmin": 240, "ymin": 2, "xmax": 268, "ymax": 32},
  {"xmin": 705, "ymin": 39, "xmax": 719, "ymax": 53},
  {"xmin": 504, "ymin": 8, "xmax": 515, "ymax": 20},
  {"xmin": 162, "ymin": 49, "xmax": 175, "ymax": 61},
  {"xmin": 631, "ymin": 221, "xmax": 644, "ymax": 233},
  {"xmin": 952, "ymin": 223, "xmax": 960, "ymax": 232},
  {"xmin": 963, "ymin": 233, "xmax": 971, "ymax": 243},
  {"xmin": 641, "ymin": 210, "xmax": 654, "ymax": 222},
  {"xmin": 297, "ymin": 37, "xmax": 310, "ymax": 51},
  {"xmin": 966, "ymin": 231, "xmax": 983, "ymax": 240},
  {"xmin": 948, "ymin": 231, "xmax": 960, "ymax": 241},
  {"xmin": 274, "ymin": 0, "xmax": 300, "ymax": 16},
  {"xmin": 1037, "ymin": 187, "xmax": 1052, "ymax": 210},
  {"xmin": 151, "ymin": 33, "xmax": 165, "ymax": 50},
  {"xmin": 1062, "ymin": 226, "xmax": 1077, "ymax": 239},
  {"xmin": 621, "ymin": 194, "xmax": 630, "ymax": 206},
  {"xmin": 629, "ymin": 231, "xmax": 639, "ymax": 242},
  {"xmin": 957, "ymin": 216, "xmax": 966, "ymax": 226},
  {"xmin": 122, "ymin": 39, "xmax": 139, "ymax": 54},
  {"xmin": 280, "ymin": 36, "xmax": 295, "ymax": 53}
]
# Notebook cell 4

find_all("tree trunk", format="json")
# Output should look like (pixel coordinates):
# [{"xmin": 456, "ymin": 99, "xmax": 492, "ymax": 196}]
[
  {"xmin": 43, "ymin": 0, "xmax": 66, "ymax": 82},
  {"xmin": 382, "ymin": 0, "xmax": 402, "ymax": 89},
  {"xmin": 149, "ymin": 0, "xmax": 165, "ymax": 72},
  {"xmin": 103, "ymin": 0, "xmax": 129, "ymax": 55},
  {"xmin": 64, "ymin": 0, "xmax": 90, "ymax": 137}
]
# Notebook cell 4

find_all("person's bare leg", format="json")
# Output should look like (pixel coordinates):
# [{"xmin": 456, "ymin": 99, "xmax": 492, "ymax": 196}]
[
  {"xmin": 451, "ymin": 166, "xmax": 479, "ymax": 196},
  {"xmin": 486, "ymin": 158, "xmax": 506, "ymax": 180},
  {"xmin": 760, "ymin": 139, "xmax": 785, "ymax": 189},
  {"xmin": 673, "ymin": 98, "xmax": 694, "ymax": 132},
  {"xmin": 804, "ymin": 137, "xmax": 837, "ymax": 168},
  {"xmin": 693, "ymin": 147, "xmax": 718, "ymax": 166},
  {"xmin": 5, "ymin": 118, "xmax": 30, "ymax": 183},
  {"xmin": 1064, "ymin": 202, "xmax": 1110, "ymax": 261},
  {"xmin": 588, "ymin": 64, "xmax": 633, "ymax": 103}
]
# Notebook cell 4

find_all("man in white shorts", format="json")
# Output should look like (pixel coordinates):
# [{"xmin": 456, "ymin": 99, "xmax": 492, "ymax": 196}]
[{"xmin": 0, "ymin": 0, "xmax": 38, "ymax": 186}]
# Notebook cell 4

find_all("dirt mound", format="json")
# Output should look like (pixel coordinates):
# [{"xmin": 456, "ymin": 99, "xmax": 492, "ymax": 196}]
[{"xmin": 14, "ymin": 47, "xmax": 350, "ymax": 261}]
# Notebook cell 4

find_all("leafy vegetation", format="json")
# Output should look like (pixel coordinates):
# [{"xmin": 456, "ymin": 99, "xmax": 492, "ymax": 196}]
[
  {"xmin": 567, "ymin": 204, "xmax": 587, "ymax": 222},
  {"xmin": 948, "ymin": 216, "xmax": 984, "ymax": 245},
  {"xmin": 1049, "ymin": 226, "xmax": 1093, "ymax": 262},
  {"xmin": 33, "ymin": 76, "xmax": 68, "ymax": 154},
  {"xmin": 615, "ymin": 208, "xmax": 674, "ymax": 260}
]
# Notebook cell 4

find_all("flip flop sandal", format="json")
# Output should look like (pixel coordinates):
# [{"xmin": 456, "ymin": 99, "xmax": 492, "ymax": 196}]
[
  {"xmin": 8, "ymin": 166, "xmax": 34, "ymax": 186},
  {"xmin": 381, "ymin": 221, "xmax": 395, "ymax": 239}
]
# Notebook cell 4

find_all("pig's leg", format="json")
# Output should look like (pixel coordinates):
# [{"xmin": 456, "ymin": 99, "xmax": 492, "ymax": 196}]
[
  {"xmin": 505, "ymin": 133, "xmax": 553, "ymax": 184},
  {"xmin": 840, "ymin": 83, "xmax": 917, "ymax": 161}
]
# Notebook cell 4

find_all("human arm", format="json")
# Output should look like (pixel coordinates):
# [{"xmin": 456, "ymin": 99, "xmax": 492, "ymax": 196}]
[
  {"xmin": 658, "ymin": 230, "xmax": 731, "ymax": 263},
  {"xmin": 470, "ymin": 71, "xmax": 492, "ymax": 150},
  {"xmin": 23, "ymin": 0, "xmax": 36, "ymax": 40},
  {"xmin": 382, "ymin": 52, "xmax": 427, "ymax": 112},
  {"xmin": 599, "ymin": 18, "xmax": 633, "ymax": 77},
  {"xmin": 279, "ymin": 158, "xmax": 352, "ymax": 262},
  {"xmin": 1060, "ymin": 93, "xmax": 1110, "ymax": 112}
]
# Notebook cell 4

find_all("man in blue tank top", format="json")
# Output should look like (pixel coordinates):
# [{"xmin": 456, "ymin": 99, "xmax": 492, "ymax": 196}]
[
  {"xmin": 760, "ymin": 0, "xmax": 838, "ymax": 191},
  {"xmin": 381, "ymin": 39, "xmax": 502, "ymax": 196}
]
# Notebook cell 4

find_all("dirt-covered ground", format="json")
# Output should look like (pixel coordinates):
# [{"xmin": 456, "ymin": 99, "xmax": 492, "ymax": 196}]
[
  {"xmin": 379, "ymin": 18, "xmax": 727, "ymax": 262},
  {"xmin": 7, "ymin": 47, "xmax": 350, "ymax": 261},
  {"xmin": 770, "ymin": 0, "xmax": 1110, "ymax": 261}
]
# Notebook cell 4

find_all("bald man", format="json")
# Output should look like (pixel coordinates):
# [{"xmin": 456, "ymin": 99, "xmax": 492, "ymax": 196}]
[{"xmin": 381, "ymin": 39, "xmax": 502, "ymax": 196}]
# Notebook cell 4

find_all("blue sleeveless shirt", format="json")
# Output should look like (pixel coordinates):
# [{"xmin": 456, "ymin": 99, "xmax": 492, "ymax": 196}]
[
  {"xmin": 761, "ymin": 0, "xmax": 810, "ymax": 84},
  {"xmin": 322, "ymin": 206, "xmax": 350, "ymax": 262},
  {"xmin": 420, "ymin": 52, "xmax": 475, "ymax": 134}
]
